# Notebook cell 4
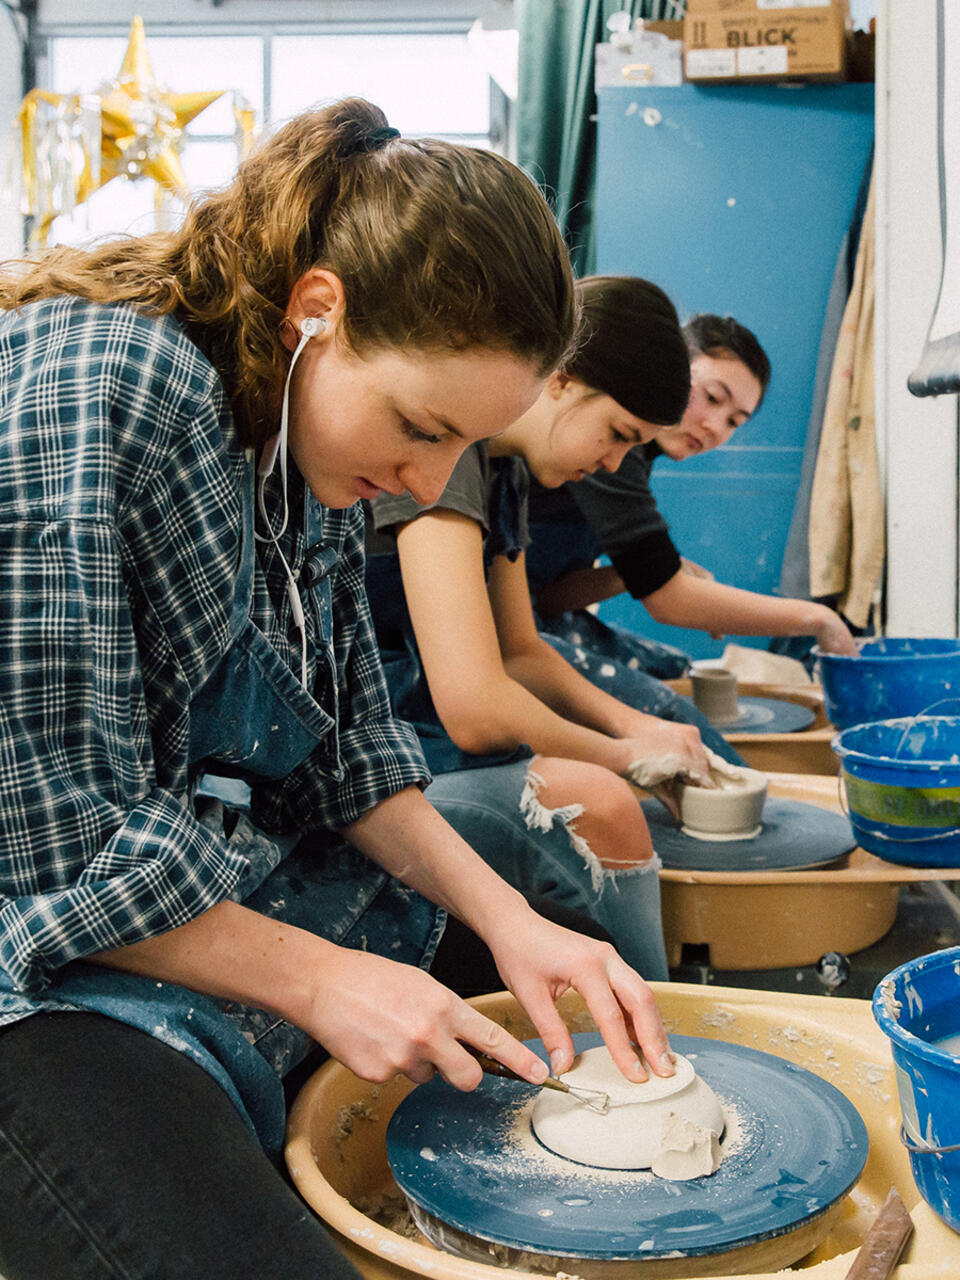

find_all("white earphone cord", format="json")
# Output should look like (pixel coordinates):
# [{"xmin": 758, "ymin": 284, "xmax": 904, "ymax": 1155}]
[{"xmin": 255, "ymin": 320, "xmax": 321, "ymax": 689}]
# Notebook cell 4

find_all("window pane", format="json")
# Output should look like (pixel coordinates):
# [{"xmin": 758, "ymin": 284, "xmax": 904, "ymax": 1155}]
[
  {"xmin": 181, "ymin": 140, "xmax": 244, "ymax": 194},
  {"xmin": 50, "ymin": 36, "xmax": 263, "ymax": 135},
  {"xmin": 49, "ymin": 177, "xmax": 162, "ymax": 246},
  {"xmin": 43, "ymin": 29, "xmax": 495, "ymax": 245},
  {"xmin": 271, "ymin": 34, "xmax": 489, "ymax": 135},
  {"xmin": 51, "ymin": 37, "xmax": 126, "ymax": 94}
]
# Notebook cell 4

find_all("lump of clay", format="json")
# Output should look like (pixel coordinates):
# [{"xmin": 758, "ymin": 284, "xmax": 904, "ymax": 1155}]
[
  {"xmin": 650, "ymin": 1112, "xmax": 722, "ymax": 1181},
  {"xmin": 531, "ymin": 1048, "xmax": 724, "ymax": 1177}
]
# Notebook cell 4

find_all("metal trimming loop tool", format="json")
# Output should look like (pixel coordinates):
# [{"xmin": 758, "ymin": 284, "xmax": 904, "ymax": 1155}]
[{"xmin": 466, "ymin": 1047, "xmax": 610, "ymax": 1115}]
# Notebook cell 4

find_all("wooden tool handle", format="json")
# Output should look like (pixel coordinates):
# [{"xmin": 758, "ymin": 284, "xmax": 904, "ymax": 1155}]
[
  {"xmin": 464, "ymin": 1046, "xmax": 568, "ymax": 1091},
  {"xmin": 464, "ymin": 1046, "xmax": 525, "ymax": 1082},
  {"xmin": 842, "ymin": 1188, "xmax": 913, "ymax": 1279},
  {"xmin": 463, "ymin": 1045, "xmax": 608, "ymax": 1112}
]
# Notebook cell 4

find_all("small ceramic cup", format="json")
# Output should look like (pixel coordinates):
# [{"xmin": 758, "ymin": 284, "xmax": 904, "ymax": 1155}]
[{"xmin": 691, "ymin": 667, "xmax": 739, "ymax": 726}]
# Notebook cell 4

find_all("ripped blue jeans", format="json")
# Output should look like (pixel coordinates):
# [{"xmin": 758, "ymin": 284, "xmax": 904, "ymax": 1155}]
[{"xmin": 425, "ymin": 758, "xmax": 668, "ymax": 981}]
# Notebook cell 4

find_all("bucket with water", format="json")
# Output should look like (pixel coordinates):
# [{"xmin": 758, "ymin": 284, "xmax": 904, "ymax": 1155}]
[
  {"xmin": 832, "ymin": 715, "xmax": 960, "ymax": 867},
  {"xmin": 874, "ymin": 946, "xmax": 960, "ymax": 1232},
  {"xmin": 815, "ymin": 637, "xmax": 960, "ymax": 729}
]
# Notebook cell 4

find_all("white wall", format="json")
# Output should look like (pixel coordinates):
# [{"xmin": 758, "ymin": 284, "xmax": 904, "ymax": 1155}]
[
  {"xmin": 0, "ymin": 10, "xmax": 24, "ymax": 258},
  {"xmin": 851, "ymin": 0, "xmax": 876, "ymax": 29},
  {"xmin": 877, "ymin": 0, "xmax": 959, "ymax": 635}
]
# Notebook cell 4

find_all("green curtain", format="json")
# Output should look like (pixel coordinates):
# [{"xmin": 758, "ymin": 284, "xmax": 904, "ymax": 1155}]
[{"xmin": 516, "ymin": 0, "xmax": 684, "ymax": 276}]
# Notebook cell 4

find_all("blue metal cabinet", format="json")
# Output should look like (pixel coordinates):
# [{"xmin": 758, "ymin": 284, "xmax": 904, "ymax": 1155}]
[{"xmin": 594, "ymin": 82, "xmax": 874, "ymax": 658}]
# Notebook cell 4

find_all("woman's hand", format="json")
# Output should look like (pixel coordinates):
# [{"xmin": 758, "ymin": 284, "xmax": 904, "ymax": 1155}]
[
  {"xmin": 814, "ymin": 607, "xmax": 859, "ymax": 656},
  {"xmin": 482, "ymin": 906, "xmax": 674, "ymax": 1083},
  {"xmin": 91, "ymin": 898, "xmax": 550, "ymax": 1095},
  {"xmin": 302, "ymin": 947, "xmax": 551, "ymax": 1090},
  {"xmin": 301, "ymin": 916, "xmax": 674, "ymax": 1094},
  {"xmin": 301, "ymin": 929, "xmax": 674, "ymax": 1093},
  {"xmin": 340, "ymin": 789, "xmax": 673, "ymax": 1089},
  {"xmin": 610, "ymin": 717, "xmax": 713, "ymax": 790}
]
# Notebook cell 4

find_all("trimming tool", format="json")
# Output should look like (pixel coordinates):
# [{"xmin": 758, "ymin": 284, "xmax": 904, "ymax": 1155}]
[{"xmin": 465, "ymin": 1046, "xmax": 610, "ymax": 1114}]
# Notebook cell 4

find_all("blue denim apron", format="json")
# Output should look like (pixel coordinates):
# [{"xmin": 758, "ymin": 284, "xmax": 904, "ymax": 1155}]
[{"xmin": 6, "ymin": 456, "xmax": 443, "ymax": 1161}]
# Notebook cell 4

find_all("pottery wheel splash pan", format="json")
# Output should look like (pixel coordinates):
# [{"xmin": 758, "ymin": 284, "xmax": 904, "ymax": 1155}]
[
  {"xmin": 641, "ymin": 797, "xmax": 856, "ymax": 872},
  {"xmin": 386, "ymin": 1033, "xmax": 868, "ymax": 1266},
  {"xmin": 681, "ymin": 695, "xmax": 816, "ymax": 735}
]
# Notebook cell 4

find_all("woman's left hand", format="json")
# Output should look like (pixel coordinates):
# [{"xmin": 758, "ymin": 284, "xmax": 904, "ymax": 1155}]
[
  {"xmin": 347, "ymin": 788, "xmax": 673, "ymax": 1084},
  {"xmin": 481, "ymin": 905, "xmax": 675, "ymax": 1084}
]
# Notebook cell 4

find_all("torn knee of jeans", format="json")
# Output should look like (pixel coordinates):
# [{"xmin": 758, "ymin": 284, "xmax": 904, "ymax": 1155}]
[
  {"xmin": 520, "ymin": 766, "xmax": 586, "ymax": 835},
  {"xmin": 519, "ymin": 767, "xmax": 661, "ymax": 894}
]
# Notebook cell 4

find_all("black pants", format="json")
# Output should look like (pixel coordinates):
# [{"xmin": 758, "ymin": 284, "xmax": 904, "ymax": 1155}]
[{"xmin": 0, "ymin": 1012, "xmax": 362, "ymax": 1280}]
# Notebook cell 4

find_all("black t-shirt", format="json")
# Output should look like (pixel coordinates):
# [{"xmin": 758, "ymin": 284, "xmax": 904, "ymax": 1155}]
[{"xmin": 526, "ymin": 442, "xmax": 682, "ymax": 600}]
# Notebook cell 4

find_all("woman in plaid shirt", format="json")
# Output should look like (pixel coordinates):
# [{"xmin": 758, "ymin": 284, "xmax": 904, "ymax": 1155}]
[{"xmin": 0, "ymin": 100, "xmax": 676, "ymax": 1278}]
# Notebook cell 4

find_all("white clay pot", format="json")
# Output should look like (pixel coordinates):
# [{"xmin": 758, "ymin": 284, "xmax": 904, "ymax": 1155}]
[
  {"xmin": 532, "ymin": 1048, "xmax": 724, "ymax": 1174},
  {"xmin": 678, "ymin": 765, "xmax": 768, "ymax": 840}
]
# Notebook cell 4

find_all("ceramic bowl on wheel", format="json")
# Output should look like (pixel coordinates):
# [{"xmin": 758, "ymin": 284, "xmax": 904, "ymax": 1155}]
[{"xmin": 677, "ymin": 765, "xmax": 768, "ymax": 840}]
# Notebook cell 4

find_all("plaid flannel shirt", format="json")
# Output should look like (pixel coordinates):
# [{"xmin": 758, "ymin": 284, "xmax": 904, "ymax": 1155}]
[{"xmin": 0, "ymin": 296, "xmax": 429, "ymax": 1003}]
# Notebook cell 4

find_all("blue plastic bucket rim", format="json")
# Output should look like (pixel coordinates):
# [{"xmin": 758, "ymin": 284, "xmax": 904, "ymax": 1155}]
[
  {"xmin": 872, "ymin": 945, "xmax": 960, "ymax": 1067},
  {"xmin": 832, "ymin": 716, "xmax": 960, "ymax": 770},
  {"xmin": 814, "ymin": 638, "xmax": 960, "ymax": 664}
]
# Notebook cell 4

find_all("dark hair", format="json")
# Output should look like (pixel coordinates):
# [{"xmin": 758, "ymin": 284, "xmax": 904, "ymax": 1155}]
[
  {"xmin": 563, "ymin": 276, "xmax": 690, "ymax": 426},
  {"xmin": 683, "ymin": 314, "xmax": 771, "ymax": 408},
  {"xmin": 0, "ymin": 98, "xmax": 576, "ymax": 446}
]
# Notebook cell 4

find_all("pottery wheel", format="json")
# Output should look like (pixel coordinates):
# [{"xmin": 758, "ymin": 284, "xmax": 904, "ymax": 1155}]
[
  {"xmin": 386, "ymin": 1033, "xmax": 868, "ymax": 1264},
  {"xmin": 681, "ymin": 694, "xmax": 816, "ymax": 735},
  {"xmin": 641, "ymin": 796, "xmax": 856, "ymax": 871}
]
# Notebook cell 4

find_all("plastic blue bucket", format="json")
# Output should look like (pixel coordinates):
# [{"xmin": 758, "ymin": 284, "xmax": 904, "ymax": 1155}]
[
  {"xmin": 873, "ymin": 947, "xmax": 960, "ymax": 1232},
  {"xmin": 815, "ymin": 637, "xmax": 960, "ymax": 729},
  {"xmin": 832, "ymin": 716, "xmax": 960, "ymax": 867}
]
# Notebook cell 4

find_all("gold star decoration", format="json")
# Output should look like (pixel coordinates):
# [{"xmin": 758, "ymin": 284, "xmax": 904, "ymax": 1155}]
[
  {"xmin": 18, "ymin": 15, "xmax": 252, "ymax": 243},
  {"xmin": 97, "ymin": 15, "xmax": 223, "ymax": 196}
]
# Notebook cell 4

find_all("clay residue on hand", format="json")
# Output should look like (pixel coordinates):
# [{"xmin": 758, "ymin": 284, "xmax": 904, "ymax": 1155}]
[
  {"xmin": 627, "ymin": 752, "xmax": 698, "ymax": 790},
  {"xmin": 709, "ymin": 766, "xmax": 753, "ymax": 790}
]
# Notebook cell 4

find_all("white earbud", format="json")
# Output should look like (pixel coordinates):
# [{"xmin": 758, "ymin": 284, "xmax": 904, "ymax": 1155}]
[{"xmin": 300, "ymin": 316, "xmax": 326, "ymax": 338}]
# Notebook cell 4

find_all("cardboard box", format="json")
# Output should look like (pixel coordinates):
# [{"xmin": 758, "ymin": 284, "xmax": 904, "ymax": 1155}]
[{"xmin": 683, "ymin": 0, "xmax": 850, "ymax": 83}]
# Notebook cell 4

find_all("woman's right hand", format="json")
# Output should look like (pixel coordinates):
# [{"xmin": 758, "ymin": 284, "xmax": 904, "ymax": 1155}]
[
  {"xmin": 814, "ymin": 606, "xmax": 859, "ymax": 656},
  {"xmin": 302, "ymin": 947, "xmax": 549, "ymax": 1090},
  {"xmin": 611, "ymin": 717, "xmax": 713, "ymax": 790}
]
